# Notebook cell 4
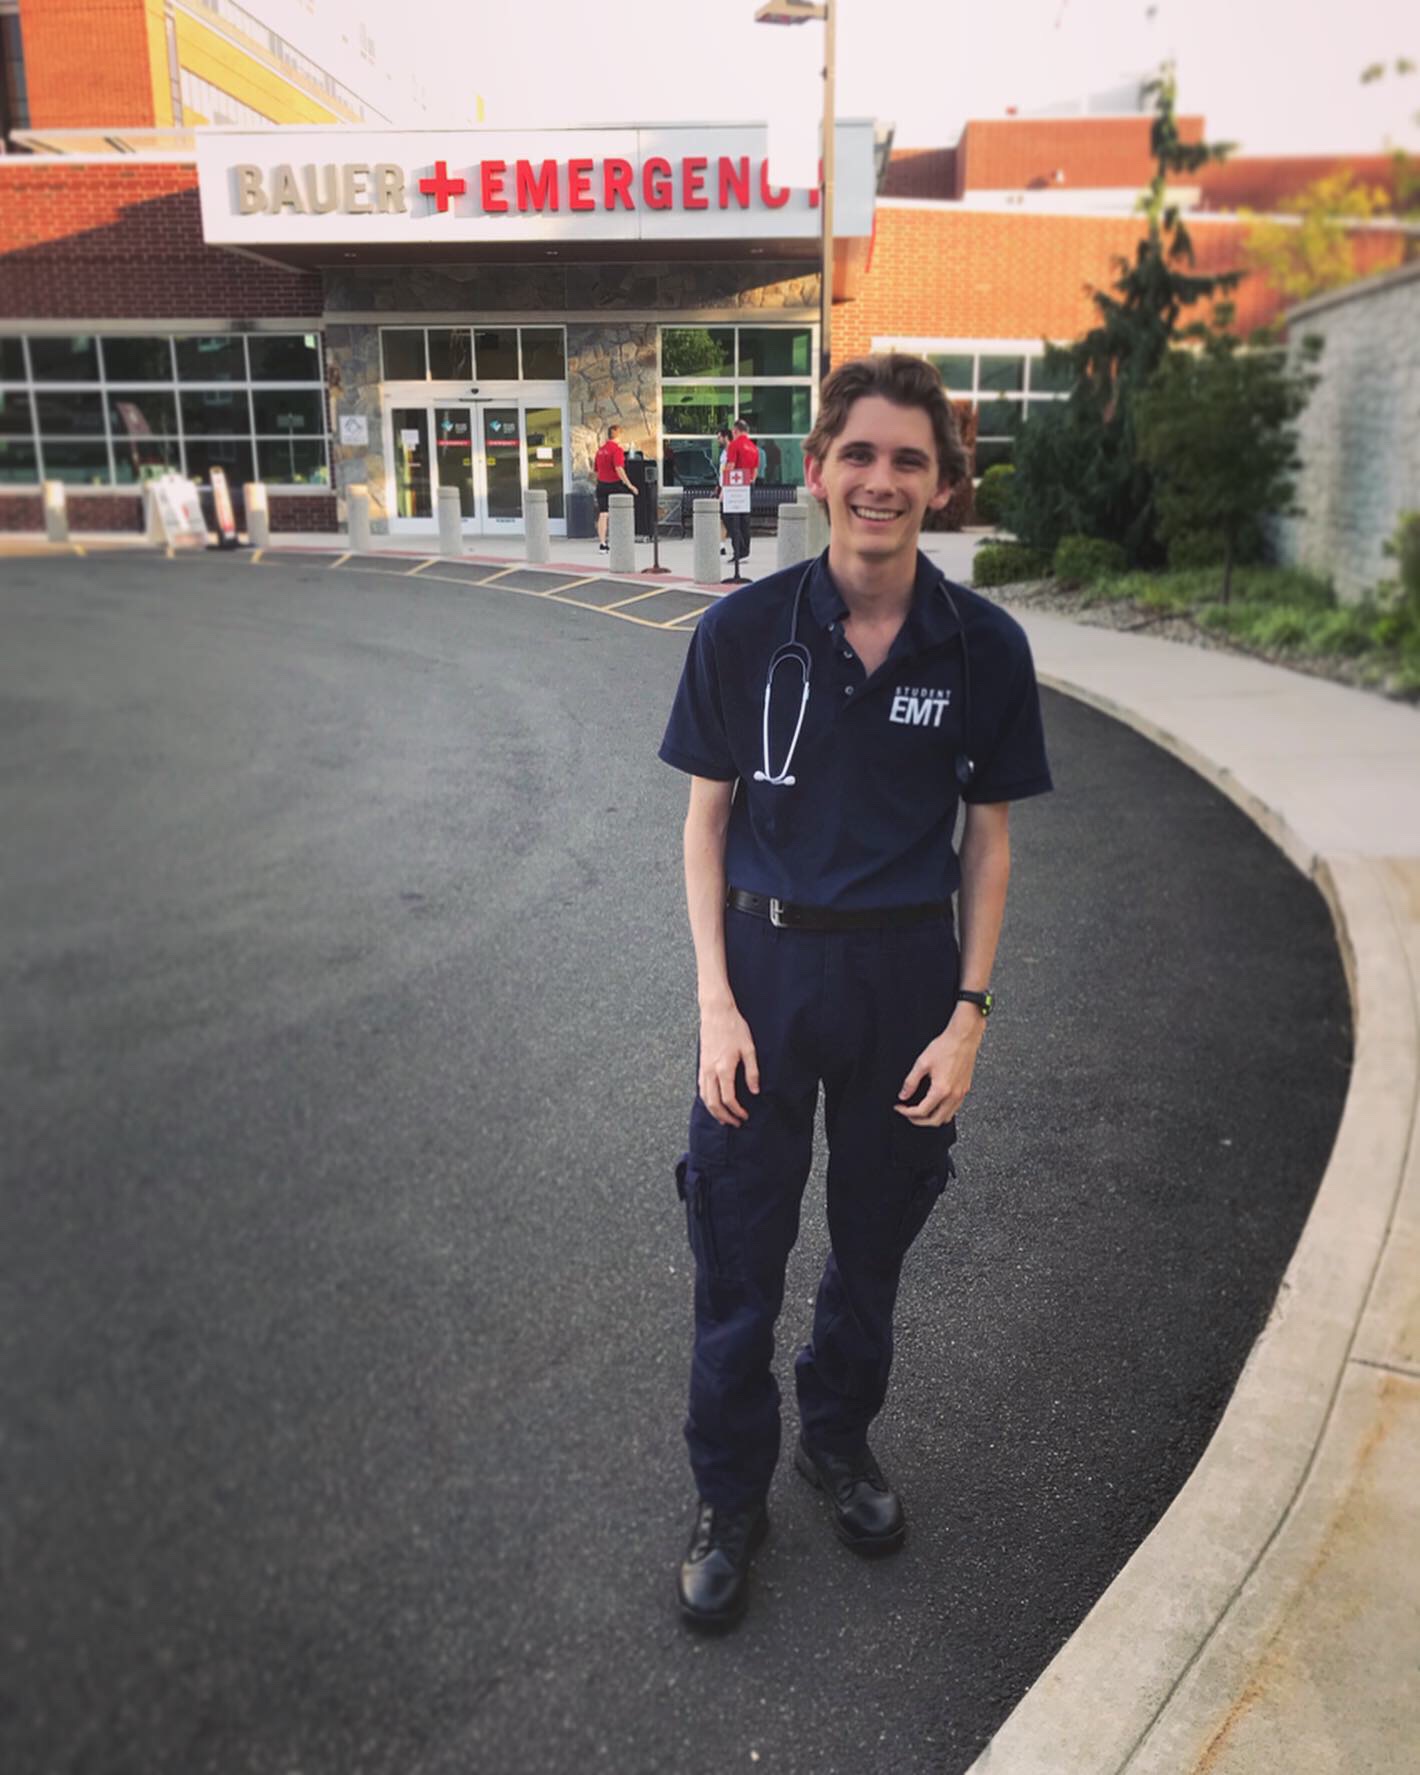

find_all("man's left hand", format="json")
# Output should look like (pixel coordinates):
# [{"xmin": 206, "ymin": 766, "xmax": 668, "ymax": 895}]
[{"xmin": 894, "ymin": 1008, "xmax": 986, "ymax": 1127}]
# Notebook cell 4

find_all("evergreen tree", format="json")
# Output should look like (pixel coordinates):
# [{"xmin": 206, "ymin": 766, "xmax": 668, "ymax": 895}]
[{"xmin": 1007, "ymin": 65, "xmax": 1243, "ymax": 566}]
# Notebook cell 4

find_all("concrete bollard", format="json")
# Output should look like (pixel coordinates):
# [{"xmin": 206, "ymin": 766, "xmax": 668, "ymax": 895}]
[
  {"xmin": 776, "ymin": 502, "xmax": 810, "ymax": 571},
  {"xmin": 347, "ymin": 483, "xmax": 371, "ymax": 553},
  {"xmin": 524, "ymin": 488, "xmax": 550, "ymax": 563},
  {"xmin": 437, "ymin": 484, "xmax": 462, "ymax": 555},
  {"xmin": 608, "ymin": 492, "xmax": 635, "ymax": 573},
  {"xmin": 693, "ymin": 498, "xmax": 722, "ymax": 584},
  {"xmin": 243, "ymin": 481, "xmax": 270, "ymax": 548},
  {"xmin": 796, "ymin": 485, "xmax": 829, "ymax": 558},
  {"xmin": 44, "ymin": 480, "xmax": 69, "ymax": 544}
]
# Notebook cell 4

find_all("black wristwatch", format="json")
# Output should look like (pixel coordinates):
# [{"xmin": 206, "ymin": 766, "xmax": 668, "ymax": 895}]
[{"xmin": 956, "ymin": 989, "xmax": 994, "ymax": 1018}]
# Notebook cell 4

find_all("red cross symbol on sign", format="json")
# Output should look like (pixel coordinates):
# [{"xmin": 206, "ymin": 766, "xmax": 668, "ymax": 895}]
[{"xmin": 418, "ymin": 160, "xmax": 466, "ymax": 212}]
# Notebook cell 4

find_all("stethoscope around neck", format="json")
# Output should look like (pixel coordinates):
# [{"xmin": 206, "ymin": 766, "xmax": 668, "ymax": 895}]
[{"xmin": 754, "ymin": 558, "xmax": 976, "ymax": 790}]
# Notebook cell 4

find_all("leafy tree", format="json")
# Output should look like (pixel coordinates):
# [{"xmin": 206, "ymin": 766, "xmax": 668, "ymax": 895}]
[
  {"xmin": 1360, "ymin": 57, "xmax": 1420, "ymax": 259},
  {"xmin": 1134, "ymin": 304, "xmax": 1322, "ymax": 604},
  {"xmin": 1242, "ymin": 170, "xmax": 1394, "ymax": 303},
  {"xmin": 1006, "ymin": 63, "xmax": 1244, "ymax": 566}
]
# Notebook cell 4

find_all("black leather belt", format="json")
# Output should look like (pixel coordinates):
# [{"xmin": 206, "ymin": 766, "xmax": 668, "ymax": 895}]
[{"xmin": 728, "ymin": 888, "xmax": 951, "ymax": 932}]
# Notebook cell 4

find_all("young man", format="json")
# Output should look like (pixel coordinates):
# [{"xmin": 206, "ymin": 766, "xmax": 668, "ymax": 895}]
[
  {"xmin": 658, "ymin": 354, "xmax": 1052, "ymax": 1631},
  {"xmin": 721, "ymin": 418, "xmax": 759, "ymax": 563},
  {"xmin": 594, "ymin": 423, "xmax": 635, "ymax": 551},
  {"xmin": 716, "ymin": 426, "xmax": 733, "ymax": 556}
]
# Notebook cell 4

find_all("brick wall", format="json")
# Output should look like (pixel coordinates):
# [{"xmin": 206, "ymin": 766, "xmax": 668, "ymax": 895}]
[
  {"xmin": 269, "ymin": 493, "xmax": 338, "ymax": 533},
  {"xmin": 0, "ymin": 489, "xmax": 144, "ymax": 531},
  {"xmin": 17, "ymin": 0, "xmax": 156, "ymax": 129},
  {"xmin": 0, "ymin": 163, "xmax": 322, "ymax": 319},
  {"xmin": 834, "ymin": 204, "xmax": 1407, "ymax": 360}
]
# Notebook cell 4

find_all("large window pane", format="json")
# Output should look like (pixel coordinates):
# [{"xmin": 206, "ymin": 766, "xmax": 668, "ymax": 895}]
[
  {"xmin": 35, "ymin": 391, "xmax": 104, "ymax": 434},
  {"xmin": 251, "ymin": 389, "xmax": 324, "ymax": 435},
  {"xmin": 737, "ymin": 328, "xmax": 812, "ymax": 378},
  {"xmin": 928, "ymin": 353, "xmax": 974, "ymax": 392},
  {"xmin": 738, "ymin": 386, "xmax": 810, "ymax": 433},
  {"xmin": 29, "ymin": 335, "xmax": 100, "ymax": 381},
  {"xmin": 0, "ymin": 438, "xmax": 38, "ymax": 481},
  {"xmin": 662, "ymin": 437, "xmax": 719, "ymax": 487},
  {"xmin": 752, "ymin": 438, "xmax": 804, "ymax": 485},
  {"xmin": 0, "ymin": 389, "xmax": 33, "ymax": 435},
  {"xmin": 520, "ymin": 329, "xmax": 565, "ymax": 379},
  {"xmin": 1, "ymin": 338, "xmax": 28, "ymax": 380},
  {"xmin": 381, "ymin": 329, "xmax": 426, "ymax": 380},
  {"xmin": 662, "ymin": 327, "xmax": 733, "ymax": 378},
  {"xmin": 247, "ymin": 333, "xmax": 321, "ymax": 381},
  {"xmin": 181, "ymin": 388, "xmax": 251, "ymax": 434},
  {"xmin": 39, "ymin": 439, "xmax": 110, "ymax": 483},
  {"xmin": 473, "ymin": 328, "xmax": 518, "ymax": 379},
  {"xmin": 101, "ymin": 336, "xmax": 174, "ymax": 381},
  {"xmin": 112, "ymin": 437, "xmax": 181, "ymax": 482},
  {"xmin": 978, "ymin": 355, "xmax": 1025, "ymax": 393},
  {"xmin": 183, "ymin": 438, "xmax": 254, "ymax": 485},
  {"xmin": 256, "ymin": 438, "xmax": 330, "ymax": 485},
  {"xmin": 176, "ymin": 335, "xmax": 245, "ymax": 382},
  {"xmin": 976, "ymin": 398, "xmax": 1021, "ymax": 437},
  {"xmin": 108, "ymin": 390, "xmax": 178, "ymax": 435},
  {"xmin": 662, "ymin": 384, "xmax": 735, "ymax": 433},
  {"xmin": 426, "ymin": 328, "xmax": 472, "ymax": 380},
  {"xmin": 1030, "ymin": 352, "xmax": 1075, "ymax": 395}
]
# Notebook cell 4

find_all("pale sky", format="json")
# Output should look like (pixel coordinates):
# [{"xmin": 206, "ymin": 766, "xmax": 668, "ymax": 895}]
[{"xmin": 271, "ymin": 0, "xmax": 1417, "ymax": 158}]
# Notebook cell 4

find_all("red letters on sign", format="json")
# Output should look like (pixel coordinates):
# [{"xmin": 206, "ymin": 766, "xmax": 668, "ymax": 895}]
[
  {"xmin": 480, "ymin": 159, "xmax": 508, "ymax": 213},
  {"xmin": 759, "ymin": 161, "xmax": 791, "ymax": 209},
  {"xmin": 603, "ymin": 158, "xmax": 635, "ymax": 210},
  {"xmin": 515, "ymin": 159, "xmax": 560, "ymax": 211},
  {"xmin": 418, "ymin": 160, "xmax": 467, "ymax": 212},
  {"xmin": 643, "ymin": 156, "xmax": 674, "ymax": 209},
  {"xmin": 681, "ymin": 156, "xmax": 709, "ymax": 209},
  {"xmin": 719, "ymin": 156, "xmax": 751, "ymax": 209},
  {"xmin": 567, "ymin": 158, "xmax": 595, "ymax": 211}
]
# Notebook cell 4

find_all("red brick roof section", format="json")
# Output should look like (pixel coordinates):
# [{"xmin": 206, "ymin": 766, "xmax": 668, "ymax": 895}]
[
  {"xmin": 1195, "ymin": 154, "xmax": 1407, "ymax": 211},
  {"xmin": 956, "ymin": 115, "xmax": 1206, "ymax": 192},
  {"xmin": 0, "ymin": 163, "xmax": 323, "ymax": 319}
]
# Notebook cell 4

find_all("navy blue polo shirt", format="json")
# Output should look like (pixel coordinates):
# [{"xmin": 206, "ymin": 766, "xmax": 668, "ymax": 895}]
[{"xmin": 659, "ymin": 551, "xmax": 1053, "ymax": 910}]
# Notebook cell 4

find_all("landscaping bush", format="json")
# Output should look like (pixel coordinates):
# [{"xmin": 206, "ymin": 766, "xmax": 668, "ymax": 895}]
[
  {"xmin": 971, "ymin": 542, "xmax": 1051, "ymax": 587},
  {"xmin": 1053, "ymin": 534, "xmax": 1127, "ymax": 585},
  {"xmin": 973, "ymin": 464, "xmax": 1015, "ymax": 528}
]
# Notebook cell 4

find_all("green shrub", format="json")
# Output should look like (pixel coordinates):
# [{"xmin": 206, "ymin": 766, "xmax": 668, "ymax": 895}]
[
  {"xmin": 973, "ymin": 464, "xmax": 1016, "ymax": 527},
  {"xmin": 971, "ymin": 542, "xmax": 1051, "ymax": 587},
  {"xmin": 1053, "ymin": 535, "xmax": 1128, "ymax": 586},
  {"xmin": 1166, "ymin": 530, "xmax": 1228, "ymax": 571}
]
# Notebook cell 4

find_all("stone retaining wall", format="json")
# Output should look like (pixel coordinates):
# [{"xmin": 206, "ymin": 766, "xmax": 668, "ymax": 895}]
[{"xmin": 1275, "ymin": 260, "xmax": 1420, "ymax": 604}]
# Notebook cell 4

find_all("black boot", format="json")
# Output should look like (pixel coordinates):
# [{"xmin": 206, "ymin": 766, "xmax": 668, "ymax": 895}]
[
  {"xmin": 794, "ymin": 1435, "xmax": 905, "ymax": 1556},
  {"xmin": 676, "ymin": 1499, "xmax": 769, "ymax": 1631}
]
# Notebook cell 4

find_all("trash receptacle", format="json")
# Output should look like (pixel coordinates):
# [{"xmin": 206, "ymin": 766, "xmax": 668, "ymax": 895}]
[{"xmin": 566, "ymin": 488, "xmax": 597, "ymax": 539}]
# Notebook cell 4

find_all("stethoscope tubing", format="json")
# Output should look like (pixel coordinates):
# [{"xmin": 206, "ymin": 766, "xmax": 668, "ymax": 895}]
[{"xmin": 757, "ymin": 558, "xmax": 974, "ymax": 790}]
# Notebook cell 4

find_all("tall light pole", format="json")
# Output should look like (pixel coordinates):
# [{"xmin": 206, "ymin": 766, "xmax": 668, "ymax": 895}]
[{"xmin": 754, "ymin": 0, "xmax": 835, "ymax": 387}]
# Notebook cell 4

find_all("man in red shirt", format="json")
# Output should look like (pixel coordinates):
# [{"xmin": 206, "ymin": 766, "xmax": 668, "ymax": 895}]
[
  {"xmin": 594, "ymin": 424, "xmax": 636, "ymax": 552},
  {"xmin": 722, "ymin": 419, "xmax": 759, "ymax": 562}
]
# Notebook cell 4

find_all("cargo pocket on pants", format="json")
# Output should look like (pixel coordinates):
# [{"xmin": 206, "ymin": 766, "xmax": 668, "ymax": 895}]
[{"xmin": 674, "ymin": 1151, "xmax": 744, "ymax": 1281}]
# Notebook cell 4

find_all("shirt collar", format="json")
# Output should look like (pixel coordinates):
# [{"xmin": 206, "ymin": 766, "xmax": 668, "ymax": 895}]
[{"xmin": 805, "ymin": 550, "xmax": 963, "ymax": 649}]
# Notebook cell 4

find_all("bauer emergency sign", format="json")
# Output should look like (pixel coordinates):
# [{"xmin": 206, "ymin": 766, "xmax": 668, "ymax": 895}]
[{"xmin": 196, "ymin": 124, "xmax": 877, "ymax": 247}]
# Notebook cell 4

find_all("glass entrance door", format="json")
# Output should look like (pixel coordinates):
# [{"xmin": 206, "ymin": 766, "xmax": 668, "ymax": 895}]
[{"xmin": 386, "ymin": 393, "xmax": 567, "ymax": 535}]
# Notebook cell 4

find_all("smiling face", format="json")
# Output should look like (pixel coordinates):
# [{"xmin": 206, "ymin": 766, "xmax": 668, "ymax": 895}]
[{"xmin": 803, "ymin": 394, "xmax": 956, "ymax": 566}]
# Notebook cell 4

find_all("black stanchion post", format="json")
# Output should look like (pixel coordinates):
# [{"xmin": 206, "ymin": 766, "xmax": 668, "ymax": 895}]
[{"xmin": 641, "ymin": 459, "xmax": 671, "ymax": 576}]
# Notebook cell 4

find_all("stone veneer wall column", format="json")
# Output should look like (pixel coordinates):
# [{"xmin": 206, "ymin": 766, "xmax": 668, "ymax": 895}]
[
  {"xmin": 1273, "ymin": 261, "xmax": 1420, "ymax": 605},
  {"xmin": 323, "ymin": 323, "xmax": 388, "ymax": 530},
  {"xmin": 566, "ymin": 324, "xmax": 659, "ymax": 491}
]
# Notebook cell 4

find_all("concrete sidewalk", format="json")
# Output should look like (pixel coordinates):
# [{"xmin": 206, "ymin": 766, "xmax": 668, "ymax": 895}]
[{"xmin": 971, "ymin": 614, "xmax": 1420, "ymax": 1775}]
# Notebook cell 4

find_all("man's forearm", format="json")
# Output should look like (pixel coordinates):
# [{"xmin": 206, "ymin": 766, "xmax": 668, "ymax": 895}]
[
  {"xmin": 684, "ymin": 815, "xmax": 734, "ymax": 1009},
  {"xmin": 956, "ymin": 820, "xmax": 1011, "ymax": 995}
]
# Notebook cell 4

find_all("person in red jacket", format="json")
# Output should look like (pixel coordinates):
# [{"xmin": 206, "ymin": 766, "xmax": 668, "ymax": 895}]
[
  {"xmin": 594, "ymin": 424, "xmax": 636, "ymax": 552},
  {"xmin": 722, "ymin": 420, "xmax": 759, "ymax": 562}
]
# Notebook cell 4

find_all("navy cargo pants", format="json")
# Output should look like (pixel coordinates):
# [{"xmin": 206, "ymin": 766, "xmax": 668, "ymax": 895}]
[{"xmin": 677, "ymin": 903, "xmax": 959, "ymax": 1511}]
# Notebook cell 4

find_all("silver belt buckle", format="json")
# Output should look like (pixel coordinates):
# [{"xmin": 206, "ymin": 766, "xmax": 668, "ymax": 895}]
[{"xmin": 769, "ymin": 897, "xmax": 786, "ymax": 928}]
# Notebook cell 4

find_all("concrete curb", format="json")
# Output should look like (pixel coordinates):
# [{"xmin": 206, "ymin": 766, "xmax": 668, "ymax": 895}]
[{"xmin": 968, "ymin": 667, "xmax": 1419, "ymax": 1773}]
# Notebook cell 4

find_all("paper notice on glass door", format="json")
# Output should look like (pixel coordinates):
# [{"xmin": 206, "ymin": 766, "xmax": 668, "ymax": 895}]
[{"xmin": 400, "ymin": 429, "xmax": 420, "ymax": 447}]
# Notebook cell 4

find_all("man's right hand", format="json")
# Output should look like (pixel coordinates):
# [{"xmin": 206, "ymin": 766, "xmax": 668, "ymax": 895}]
[{"xmin": 698, "ymin": 1001, "xmax": 760, "ymax": 1126}]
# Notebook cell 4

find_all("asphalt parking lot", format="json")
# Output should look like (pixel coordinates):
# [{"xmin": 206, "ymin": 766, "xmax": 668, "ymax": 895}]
[{"xmin": 0, "ymin": 551, "xmax": 1351, "ymax": 1775}]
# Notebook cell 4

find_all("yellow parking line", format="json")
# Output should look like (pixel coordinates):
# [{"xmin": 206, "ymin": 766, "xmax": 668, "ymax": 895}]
[
  {"xmin": 250, "ymin": 547, "xmax": 264, "ymax": 564},
  {"xmin": 533, "ymin": 574, "xmax": 599, "ymax": 595},
  {"xmin": 604, "ymin": 584, "xmax": 686, "ymax": 610},
  {"xmin": 72, "ymin": 544, "xmax": 87, "ymax": 558},
  {"xmin": 329, "ymin": 551, "xmax": 352, "ymax": 568},
  {"xmin": 406, "ymin": 557, "xmax": 438, "ymax": 575}
]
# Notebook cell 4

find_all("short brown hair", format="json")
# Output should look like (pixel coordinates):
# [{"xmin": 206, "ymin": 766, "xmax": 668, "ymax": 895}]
[{"xmin": 803, "ymin": 353, "xmax": 969, "ymax": 488}]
